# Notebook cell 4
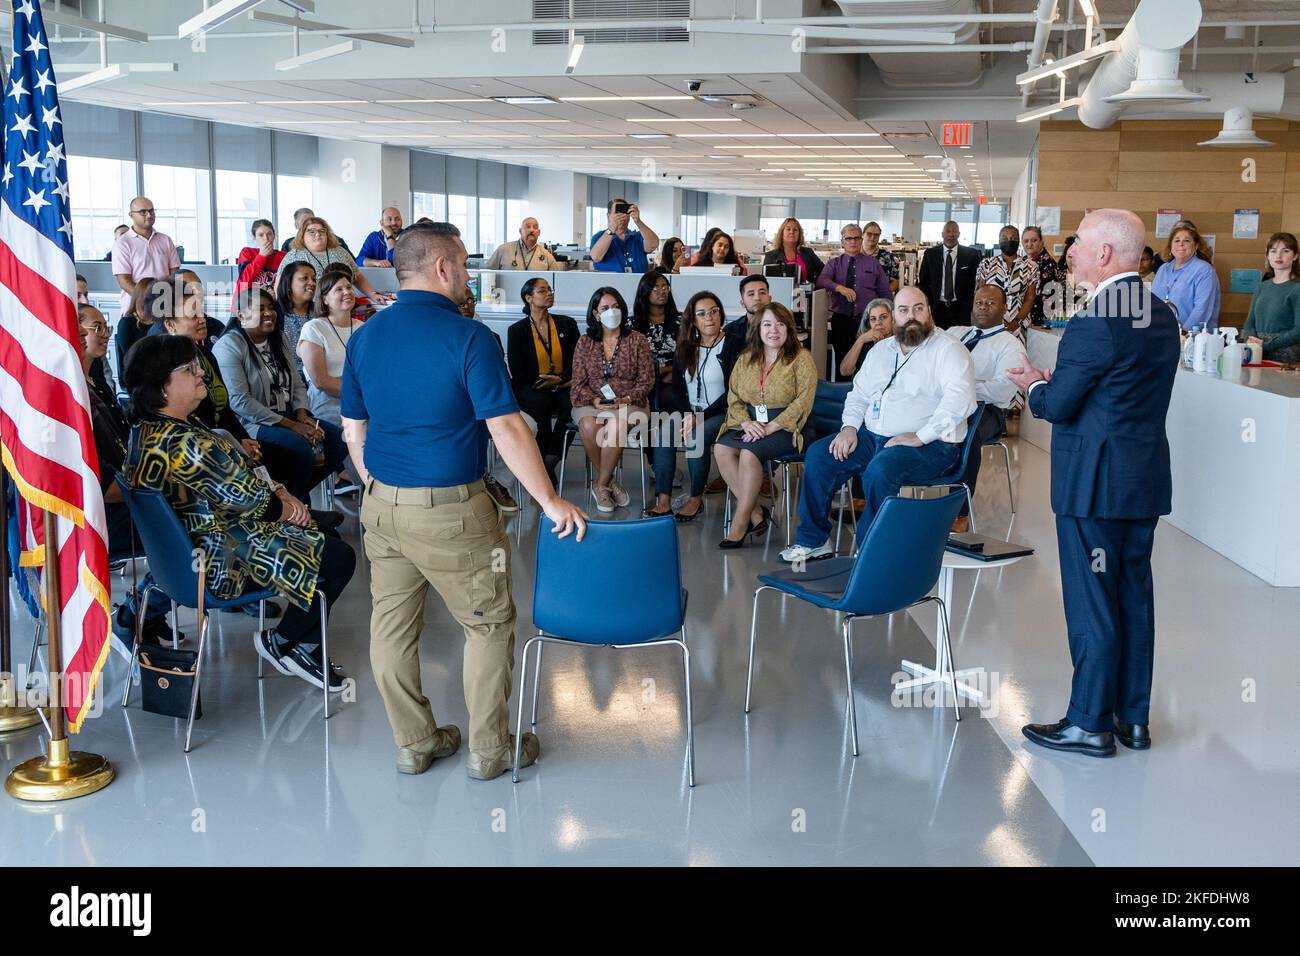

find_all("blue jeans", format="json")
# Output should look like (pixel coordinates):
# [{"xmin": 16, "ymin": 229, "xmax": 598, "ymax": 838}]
[
  {"xmin": 651, "ymin": 412, "xmax": 725, "ymax": 499},
  {"xmin": 254, "ymin": 419, "xmax": 347, "ymax": 502},
  {"xmin": 795, "ymin": 427, "xmax": 961, "ymax": 548}
]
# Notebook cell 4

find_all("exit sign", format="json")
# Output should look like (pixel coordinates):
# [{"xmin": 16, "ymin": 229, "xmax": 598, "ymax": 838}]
[
  {"xmin": 977, "ymin": 196, "xmax": 988, "ymax": 205},
  {"xmin": 942, "ymin": 122, "xmax": 973, "ymax": 147}
]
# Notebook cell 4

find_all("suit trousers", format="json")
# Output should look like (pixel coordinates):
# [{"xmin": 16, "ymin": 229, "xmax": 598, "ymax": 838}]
[
  {"xmin": 796, "ymin": 427, "xmax": 960, "ymax": 548},
  {"xmin": 829, "ymin": 312, "xmax": 861, "ymax": 382},
  {"xmin": 362, "ymin": 478, "xmax": 518, "ymax": 756},
  {"xmin": 1055, "ymin": 515, "xmax": 1158, "ymax": 733},
  {"xmin": 931, "ymin": 300, "xmax": 964, "ymax": 331}
]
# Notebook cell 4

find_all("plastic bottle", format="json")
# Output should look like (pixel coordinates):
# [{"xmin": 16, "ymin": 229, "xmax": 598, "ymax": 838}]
[
  {"xmin": 1219, "ymin": 327, "xmax": 1244, "ymax": 380},
  {"xmin": 1184, "ymin": 325, "xmax": 1202, "ymax": 369}
]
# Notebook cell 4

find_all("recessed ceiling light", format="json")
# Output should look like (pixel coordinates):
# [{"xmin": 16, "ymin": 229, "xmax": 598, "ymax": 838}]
[
  {"xmin": 491, "ymin": 95, "xmax": 559, "ymax": 105},
  {"xmin": 629, "ymin": 133, "xmax": 670, "ymax": 139},
  {"xmin": 143, "ymin": 100, "xmax": 249, "ymax": 106},
  {"xmin": 375, "ymin": 98, "xmax": 490, "ymax": 104},
  {"xmin": 468, "ymin": 119, "xmax": 569, "ymax": 124},
  {"xmin": 627, "ymin": 117, "xmax": 744, "ymax": 123},
  {"xmin": 257, "ymin": 99, "xmax": 366, "ymax": 105},
  {"xmin": 560, "ymin": 95, "xmax": 693, "ymax": 102},
  {"xmin": 363, "ymin": 120, "xmax": 459, "ymax": 125}
]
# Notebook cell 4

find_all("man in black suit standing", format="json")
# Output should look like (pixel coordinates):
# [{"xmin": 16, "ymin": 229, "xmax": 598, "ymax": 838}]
[
  {"xmin": 1007, "ymin": 209, "xmax": 1180, "ymax": 758},
  {"xmin": 918, "ymin": 220, "xmax": 981, "ymax": 330}
]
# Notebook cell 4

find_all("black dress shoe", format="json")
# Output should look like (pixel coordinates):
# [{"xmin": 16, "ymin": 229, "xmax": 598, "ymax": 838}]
[
  {"xmin": 1113, "ymin": 719, "xmax": 1151, "ymax": 750},
  {"xmin": 311, "ymin": 509, "xmax": 344, "ymax": 530},
  {"xmin": 1022, "ymin": 718, "xmax": 1116, "ymax": 758}
]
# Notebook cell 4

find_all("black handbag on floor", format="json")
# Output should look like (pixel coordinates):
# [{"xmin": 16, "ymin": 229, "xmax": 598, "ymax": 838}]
[{"xmin": 139, "ymin": 646, "xmax": 202, "ymax": 721}]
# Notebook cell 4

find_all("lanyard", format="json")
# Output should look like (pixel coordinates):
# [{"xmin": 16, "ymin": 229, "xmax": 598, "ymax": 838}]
[
  {"xmin": 881, "ymin": 344, "xmax": 919, "ymax": 398},
  {"xmin": 601, "ymin": 336, "xmax": 622, "ymax": 380},
  {"xmin": 327, "ymin": 316, "xmax": 354, "ymax": 352},
  {"xmin": 694, "ymin": 339, "xmax": 720, "ymax": 408},
  {"xmin": 759, "ymin": 356, "xmax": 779, "ymax": 400},
  {"xmin": 608, "ymin": 232, "xmax": 634, "ymax": 271},
  {"xmin": 532, "ymin": 316, "xmax": 555, "ymax": 373},
  {"xmin": 517, "ymin": 240, "xmax": 539, "ymax": 270}
]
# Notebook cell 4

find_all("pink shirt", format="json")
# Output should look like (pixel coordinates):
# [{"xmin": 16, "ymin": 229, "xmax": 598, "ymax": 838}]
[{"xmin": 111, "ymin": 228, "xmax": 180, "ymax": 312}]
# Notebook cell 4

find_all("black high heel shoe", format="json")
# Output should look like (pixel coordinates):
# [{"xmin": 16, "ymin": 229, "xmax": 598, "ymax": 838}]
[
  {"xmin": 750, "ymin": 505, "xmax": 772, "ymax": 538},
  {"xmin": 674, "ymin": 500, "xmax": 705, "ymax": 523},
  {"xmin": 718, "ymin": 508, "xmax": 767, "ymax": 549}
]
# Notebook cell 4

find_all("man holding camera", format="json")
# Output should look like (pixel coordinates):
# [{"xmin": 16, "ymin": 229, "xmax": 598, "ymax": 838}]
[{"xmin": 590, "ymin": 198, "xmax": 659, "ymax": 273}]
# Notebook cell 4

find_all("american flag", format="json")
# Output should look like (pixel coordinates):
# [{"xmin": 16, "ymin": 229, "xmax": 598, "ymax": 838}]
[{"xmin": 1, "ymin": 0, "xmax": 110, "ymax": 732}]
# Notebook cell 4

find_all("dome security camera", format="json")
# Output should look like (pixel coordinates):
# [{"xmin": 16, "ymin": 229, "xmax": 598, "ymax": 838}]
[{"xmin": 687, "ymin": 80, "xmax": 703, "ymax": 92}]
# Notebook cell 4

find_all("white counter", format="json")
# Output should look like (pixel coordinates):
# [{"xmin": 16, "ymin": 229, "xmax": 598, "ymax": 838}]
[{"xmin": 1024, "ymin": 327, "xmax": 1300, "ymax": 587}]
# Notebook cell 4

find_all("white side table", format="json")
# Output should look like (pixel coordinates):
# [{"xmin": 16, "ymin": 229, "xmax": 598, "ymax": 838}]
[{"xmin": 895, "ymin": 550, "xmax": 1028, "ymax": 705}]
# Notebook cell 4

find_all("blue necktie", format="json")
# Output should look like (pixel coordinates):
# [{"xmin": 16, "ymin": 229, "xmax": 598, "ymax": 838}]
[{"xmin": 963, "ymin": 329, "xmax": 993, "ymax": 352}]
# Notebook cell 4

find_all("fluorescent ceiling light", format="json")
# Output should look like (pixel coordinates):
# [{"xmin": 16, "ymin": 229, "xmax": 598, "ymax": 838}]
[
  {"xmin": 275, "ymin": 120, "xmax": 359, "ymax": 125},
  {"xmin": 565, "ymin": 40, "xmax": 585, "ymax": 75},
  {"xmin": 257, "ymin": 99, "xmax": 365, "ymax": 105},
  {"xmin": 492, "ymin": 95, "xmax": 559, "ymax": 105},
  {"xmin": 376, "ymin": 98, "xmax": 490, "ymax": 104},
  {"xmin": 275, "ymin": 39, "xmax": 360, "ymax": 70},
  {"xmin": 783, "ymin": 133, "xmax": 880, "ymax": 138},
  {"xmin": 629, "ymin": 133, "xmax": 670, "ymax": 139},
  {"xmin": 1076, "ymin": 0, "xmax": 1096, "ymax": 16},
  {"xmin": 589, "ymin": 146, "xmax": 670, "ymax": 150},
  {"xmin": 362, "ymin": 120, "xmax": 458, "ymax": 125},
  {"xmin": 247, "ymin": 10, "xmax": 414, "ymax": 47},
  {"xmin": 60, "ymin": 62, "xmax": 177, "ymax": 94},
  {"xmin": 469, "ymin": 119, "xmax": 568, "ymax": 124},
  {"xmin": 1017, "ymin": 97, "xmax": 1081, "ymax": 123},
  {"xmin": 676, "ymin": 133, "xmax": 777, "ymax": 138},
  {"xmin": 8, "ymin": 3, "xmax": 148, "ymax": 42},
  {"xmin": 178, "ymin": 0, "xmax": 262, "ymax": 38},
  {"xmin": 445, "ymin": 134, "xmax": 530, "ymax": 139},
  {"xmin": 1016, "ymin": 39, "xmax": 1117, "ymax": 86},
  {"xmin": 559, "ymin": 96, "xmax": 692, "ymax": 102},
  {"xmin": 142, "ymin": 100, "xmax": 249, "ymax": 106},
  {"xmin": 627, "ymin": 117, "xmax": 744, "ymax": 123}
]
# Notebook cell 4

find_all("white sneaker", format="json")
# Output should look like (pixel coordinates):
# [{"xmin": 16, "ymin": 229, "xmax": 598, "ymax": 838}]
[
  {"xmin": 593, "ymin": 485, "xmax": 616, "ymax": 513},
  {"xmin": 608, "ymin": 479, "xmax": 631, "ymax": 508},
  {"xmin": 778, "ymin": 542, "xmax": 834, "ymax": 564}
]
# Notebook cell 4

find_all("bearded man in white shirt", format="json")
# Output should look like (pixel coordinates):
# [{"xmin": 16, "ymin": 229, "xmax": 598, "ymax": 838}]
[
  {"xmin": 945, "ymin": 284, "xmax": 1028, "ymax": 532},
  {"xmin": 781, "ymin": 285, "xmax": 977, "ymax": 563}
]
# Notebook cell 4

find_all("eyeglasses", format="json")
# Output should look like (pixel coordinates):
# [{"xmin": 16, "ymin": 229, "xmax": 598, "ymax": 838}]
[
  {"xmin": 171, "ymin": 359, "xmax": 203, "ymax": 378},
  {"xmin": 81, "ymin": 322, "xmax": 109, "ymax": 336},
  {"xmin": 130, "ymin": 207, "xmax": 155, "ymax": 216},
  {"xmin": 864, "ymin": 232, "xmax": 881, "ymax": 239},
  {"xmin": 694, "ymin": 307, "xmax": 722, "ymax": 319},
  {"xmin": 842, "ymin": 235, "xmax": 863, "ymax": 242},
  {"xmin": 304, "ymin": 228, "xmax": 327, "ymax": 238}
]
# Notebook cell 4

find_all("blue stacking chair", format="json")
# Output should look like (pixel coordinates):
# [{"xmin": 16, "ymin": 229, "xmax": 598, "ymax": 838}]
[
  {"xmin": 556, "ymin": 420, "xmax": 648, "ymax": 511},
  {"xmin": 747, "ymin": 490, "xmax": 966, "ymax": 758},
  {"xmin": 517, "ymin": 515, "xmax": 694, "ymax": 786},
  {"xmin": 116, "ymin": 477, "xmax": 333, "ymax": 752}
]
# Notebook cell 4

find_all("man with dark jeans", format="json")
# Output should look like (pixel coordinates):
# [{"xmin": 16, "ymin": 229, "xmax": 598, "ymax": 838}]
[{"xmin": 780, "ymin": 286, "xmax": 976, "ymax": 563}]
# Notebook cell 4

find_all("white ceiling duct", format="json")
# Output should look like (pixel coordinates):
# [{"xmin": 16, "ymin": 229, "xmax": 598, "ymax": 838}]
[
  {"xmin": 1198, "ymin": 108, "xmax": 1274, "ymax": 147},
  {"xmin": 1077, "ymin": 0, "xmax": 1206, "ymax": 129},
  {"xmin": 833, "ymin": 0, "xmax": 986, "ymax": 88}
]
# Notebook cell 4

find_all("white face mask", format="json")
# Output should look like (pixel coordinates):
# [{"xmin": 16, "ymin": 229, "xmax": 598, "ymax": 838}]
[{"xmin": 599, "ymin": 307, "xmax": 623, "ymax": 330}]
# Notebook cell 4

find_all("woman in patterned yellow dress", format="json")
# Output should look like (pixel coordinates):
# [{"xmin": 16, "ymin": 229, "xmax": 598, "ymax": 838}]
[{"xmin": 123, "ymin": 334, "xmax": 356, "ymax": 693}]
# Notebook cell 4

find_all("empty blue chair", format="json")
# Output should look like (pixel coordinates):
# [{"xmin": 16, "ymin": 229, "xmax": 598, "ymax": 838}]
[
  {"xmin": 748, "ymin": 490, "xmax": 966, "ymax": 758},
  {"xmin": 517, "ymin": 515, "xmax": 694, "ymax": 785},
  {"xmin": 116, "ymin": 477, "xmax": 332, "ymax": 752}
]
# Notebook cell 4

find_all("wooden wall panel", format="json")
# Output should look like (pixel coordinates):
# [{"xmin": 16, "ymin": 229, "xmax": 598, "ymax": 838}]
[{"xmin": 1035, "ymin": 119, "xmax": 1300, "ymax": 329}]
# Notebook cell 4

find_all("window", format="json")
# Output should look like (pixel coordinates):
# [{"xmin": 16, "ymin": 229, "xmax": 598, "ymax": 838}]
[
  {"xmin": 588, "ymin": 205, "xmax": 606, "ymax": 244},
  {"xmin": 680, "ymin": 190, "xmax": 707, "ymax": 246},
  {"xmin": 447, "ymin": 194, "xmax": 477, "ymax": 254},
  {"xmin": 478, "ymin": 196, "xmax": 505, "ymax": 252},
  {"xmin": 412, "ymin": 191, "xmax": 446, "ymax": 222},
  {"xmin": 67, "ymin": 154, "xmax": 137, "ymax": 262},
  {"xmin": 506, "ymin": 198, "xmax": 528, "ymax": 235},
  {"xmin": 215, "ymin": 169, "xmax": 272, "ymax": 264},
  {"xmin": 275, "ymin": 174, "xmax": 316, "ymax": 245},
  {"xmin": 973, "ymin": 204, "xmax": 1008, "ymax": 248},
  {"xmin": 142, "ymin": 164, "xmax": 213, "ymax": 263},
  {"xmin": 920, "ymin": 202, "xmax": 953, "ymax": 243}
]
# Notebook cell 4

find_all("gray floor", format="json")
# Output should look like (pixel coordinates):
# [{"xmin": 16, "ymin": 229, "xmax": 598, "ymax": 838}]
[{"xmin": 0, "ymin": 436, "xmax": 1293, "ymax": 866}]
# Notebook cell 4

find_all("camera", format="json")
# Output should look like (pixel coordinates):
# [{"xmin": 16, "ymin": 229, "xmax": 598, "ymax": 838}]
[{"xmin": 687, "ymin": 80, "xmax": 703, "ymax": 92}]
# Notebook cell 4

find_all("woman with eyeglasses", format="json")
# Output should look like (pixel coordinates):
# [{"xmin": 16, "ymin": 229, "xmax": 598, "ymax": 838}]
[
  {"xmin": 275, "ymin": 216, "xmax": 392, "ymax": 305},
  {"xmin": 506, "ymin": 276, "xmax": 579, "ymax": 482},
  {"xmin": 644, "ymin": 291, "xmax": 743, "ymax": 520},
  {"xmin": 113, "ymin": 276, "xmax": 166, "ymax": 387},
  {"xmin": 122, "ymin": 334, "xmax": 355, "ymax": 693},
  {"xmin": 569, "ymin": 287, "xmax": 655, "ymax": 513},
  {"xmin": 714, "ymin": 302, "xmax": 817, "ymax": 548},
  {"xmin": 78, "ymin": 304, "xmax": 179, "ymax": 648},
  {"xmin": 213, "ymin": 288, "xmax": 347, "ymax": 506},
  {"xmin": 631, "ymin": 269, "xmax": 682, "ymax": 390}
]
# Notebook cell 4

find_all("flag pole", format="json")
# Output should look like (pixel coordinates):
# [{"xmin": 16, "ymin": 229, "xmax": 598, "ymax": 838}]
[
  {"xmin": 4, "ymin": 510, "xmax": 113, "ymax": 800},
  {"xmin": 0, "ymin": 470, "xmax": 41, "ymax": 733}
]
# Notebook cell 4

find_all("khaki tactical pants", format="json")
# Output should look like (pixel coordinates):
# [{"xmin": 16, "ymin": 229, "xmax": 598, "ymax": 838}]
[{"xmin": 362, "ymin": 478, "xmax": 517, "ymax": 757}]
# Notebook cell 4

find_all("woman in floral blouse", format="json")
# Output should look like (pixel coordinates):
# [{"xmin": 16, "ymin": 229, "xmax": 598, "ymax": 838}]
[
  {"xmin": 631, "ymin": 269, "xmax": 681, "ymax": 402},
  {"xmin": 1022, "ymin": 225, "xmax": 1064, "ymax": 326},
  {"xmin": 570, "ymin": 287, "xmax": 656, "ymax": 513}
]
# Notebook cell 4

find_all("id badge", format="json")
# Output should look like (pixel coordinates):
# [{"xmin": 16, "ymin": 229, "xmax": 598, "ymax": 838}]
[
  {"xmin": 755, "ymin": 403, "xmax": 769, "ymax": 423},
  {"xmin": 623, "ymin": 266, "xmax": 633, "ymax": 273},
  {"xmin": 600, "ymin": 383, "xmax": 617, "ymax": 401},
  {"xmin": 870, "ymin": 400, "xmax": 881, "ymax": 418}
]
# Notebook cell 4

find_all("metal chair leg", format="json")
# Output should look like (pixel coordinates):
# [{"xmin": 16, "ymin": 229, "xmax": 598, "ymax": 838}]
[
  {"xmin": 783, "ymin": 464, "xmax": 794, "ymax": 547},
  {"xmin": 676, "ymin": 627, "xmax": 695, "ymax": 788},
  {"xmin": 121, "ymin": 587, "xmax": 150, "ymax": 707},
  {"xmin": 256, "ymin": 599, "xmax": 266, "ymax": 679},
  {"xmin": 962, "ymin": 482, "xmax": 977, "ymax": 533},
  {"xmin": 184, "ymin": 611, "xmax": 208, "ymax": 753},
  {"xmin": 319, "ymin": 593, "xmax": 330, "ymax": 720},
  {"xmin": 27, "ymin": 619, "xmax": 43, "ymax": 687},
  {"xmin": 637, "ymin": 441, "xmax": 647, "ymax": 510},
  {"xmin": 170, "ymin": 599, "xmax": 179, "ymax": 649},
  {"xmin": 998, "ymin": 441, "xmax": 1015, "ymax": 513},
  {"xmin": 513, "ymin": 635, "xmax": 539, "ymax": 783},
  {"xmin": 935, "ymin": 596, "xmax": 962, "ymax": 722},
  {"xmin": 529, "ymin": 634, "xmax": 543, "ymax": 726},
  {"xmin": 745, "ymin": 586, "xmax": 772, "ymax": 713},
  {"xmin": 842, "ymin": 616, "xmax": 860, "ymax": 757}
]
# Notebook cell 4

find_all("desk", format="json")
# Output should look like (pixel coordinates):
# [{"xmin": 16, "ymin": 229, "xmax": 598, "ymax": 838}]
[{"xmin": 897, "ymin": 550, "xmax": 1028, "ymax": 707}]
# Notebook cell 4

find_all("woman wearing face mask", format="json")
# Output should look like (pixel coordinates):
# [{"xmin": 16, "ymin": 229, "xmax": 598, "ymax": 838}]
[
  {"xmin": 714, "ymin": 303, "xmax": 817, "ymax": 548},
  {"xmin": 1021, "ymin": 226, "xmax": 1063, "ymax": 327},
  {"xmin": 234, "ymin": 219, "xmax": 286, "ymax": 311},
  {"xmin": 569, "ymin": 287, "xmax": 655, "ymax": 514},
  {"xmin": 695, "ymin": 230, "xmax": 745, "ymax": 276},
  {"xmin": 838, "ymin": 298, "xmax": 894, "ymax": 379},
  {"xmin": 1151, "ymin": 224, "xmax": 1221, "ymax": 331},
  {"xmin": 213, "ymin": 289, "xmax": 347, "ymax": 506},
  {"xmin": 976, "ymin": 225, "xmax": 1037, "ymax": 333},
  {"xmin": 761, "ymin": 217, "xmax": 824, "ymax": 285},
  {"xmin": 644, "ymin": 291, "xmax": 744, "ymax": 520},
  {"xmin": 1243, "ymin": 232, "xmax": 1300, "ymax": 364}
]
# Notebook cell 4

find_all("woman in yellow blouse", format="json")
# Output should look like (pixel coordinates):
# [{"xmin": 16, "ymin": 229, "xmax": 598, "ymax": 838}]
[{"xmin": 714, "ymin": 302, "xmax": 818, "ymax": 548}]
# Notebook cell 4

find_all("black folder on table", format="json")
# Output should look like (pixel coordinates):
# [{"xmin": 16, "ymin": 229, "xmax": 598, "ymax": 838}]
[{"xmin": 946, "ymin": 533, "xmax": 1034, "ymax": 562}]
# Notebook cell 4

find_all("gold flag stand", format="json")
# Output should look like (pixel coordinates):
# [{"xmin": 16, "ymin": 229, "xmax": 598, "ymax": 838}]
[
  {"xmin": 0, "ymin": 471, "xmax": 40, "ymax": 733},
  {"xmin": 4, "ymin": 510, "xmax": 113, "ymax": 800}
]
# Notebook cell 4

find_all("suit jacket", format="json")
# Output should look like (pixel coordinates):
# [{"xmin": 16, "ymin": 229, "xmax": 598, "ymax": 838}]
[
  {"xmin": 1027, "ymin": 275, "xmax": 1180, "ymax": 519},
  {"xmin": 762, "ymin": 247, "xmax": 824, "ymax": 285},
  {"xmin": 919, "ymin": 243, "xmax": 981, "ymax": 315},
  {"xmin": 505, "ymin": 313, "xmax": 581, "ymax": 390}
]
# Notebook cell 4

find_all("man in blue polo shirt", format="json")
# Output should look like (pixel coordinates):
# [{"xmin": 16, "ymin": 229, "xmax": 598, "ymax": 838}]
[
  {"xmin": 357, "ymin": 206, "xmax": 404, "ymax": 267},
  {"xmin": 589, "ymin": 197, "xmax": 660, "ymax": 273},
  {"xmin": 341, "ymin": 221, "xmax": 585, "ymax": 781}
]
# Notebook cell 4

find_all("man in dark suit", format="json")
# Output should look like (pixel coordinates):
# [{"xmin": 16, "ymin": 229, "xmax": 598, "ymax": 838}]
[
  {"xmin": 1007, "ymin": 208, "xmax": 1180, "ymax": 758},
  {"xmin": 918, "ymin": 220, "xmax": 981, "ymax": 330}
]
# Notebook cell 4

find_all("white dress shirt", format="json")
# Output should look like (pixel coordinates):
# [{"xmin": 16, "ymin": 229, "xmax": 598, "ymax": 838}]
[
  {"xmin": 1027, "ymin": 270, "xmax": 1139, "ymax": 402},
  {"xmin": 843, "ymin": 329, "xmax": 977, "ymax": 445},
  {"xmin": 945, "ymin": 325, "xmax": 1028, "ymax": 409}
]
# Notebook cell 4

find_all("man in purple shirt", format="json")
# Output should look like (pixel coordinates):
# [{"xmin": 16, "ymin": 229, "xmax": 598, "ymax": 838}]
[{"xmin": 816, "ymin": 223, "xmax": 893, "ymax": 381}]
